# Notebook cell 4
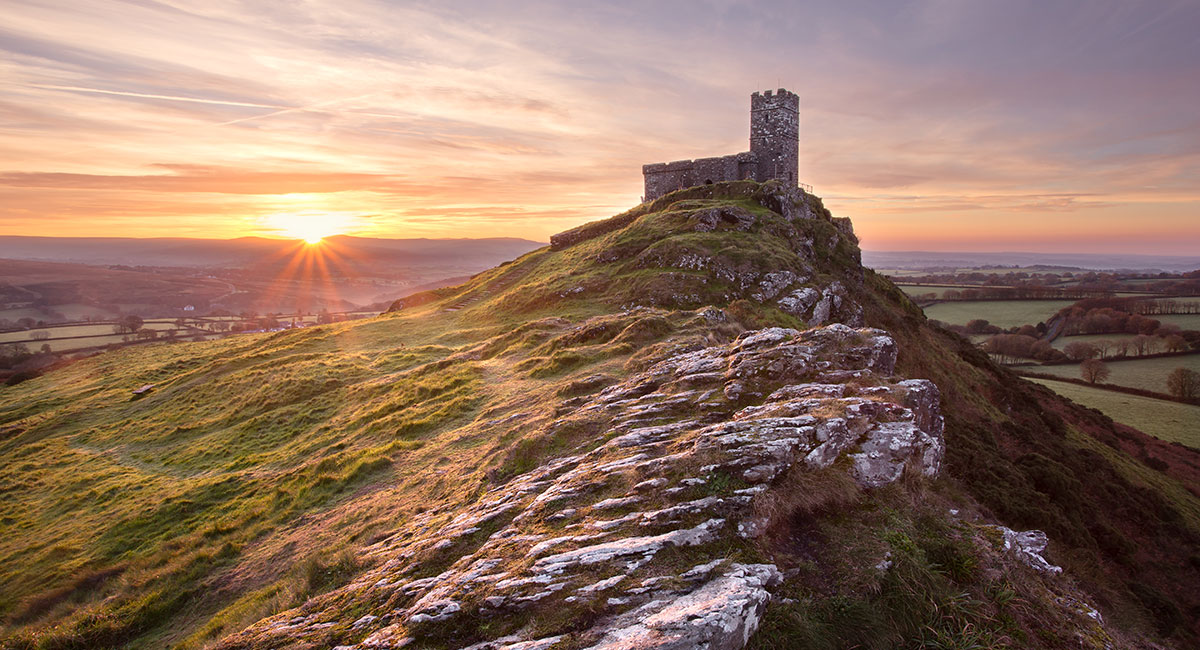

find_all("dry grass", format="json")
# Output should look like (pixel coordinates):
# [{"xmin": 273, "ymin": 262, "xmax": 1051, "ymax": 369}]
[{"xmin": 753, "ymin": 464, "xmax": 862, "ymax": 538}]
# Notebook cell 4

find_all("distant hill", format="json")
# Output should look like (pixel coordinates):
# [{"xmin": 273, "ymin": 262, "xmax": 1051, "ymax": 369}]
[
  {"xmin": 0, "ymin": 235, "xmax": 543, "ymax": 271},
  {"xmin": 0, "ymin": 236, "xmax": 545, "ymax": 315},
  {"xmin": 864, "ymin": 249, "xmax": 1200, "ymax": 273}
]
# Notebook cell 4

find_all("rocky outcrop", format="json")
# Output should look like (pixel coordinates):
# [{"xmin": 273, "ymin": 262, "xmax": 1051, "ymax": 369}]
[
  {"xmin": 542, "ymin": 181, "xmax": 869, "ymax": 323},
  {"xmin": 991, "ymin": 525, "xmax": 1062, "ymax": 574},
  {"xmin": 219, "ymin": 324, "xmax": 944, "ymax": 650},
  {"xmin": 689, "ymin": 205, "xmax": 757, "ymax": 233},
  {"xmin": 776, "ymin": 280, "xmax": 863, "ymax": 326},
  {"xmin": 580, "ymin": 563, "xmax": 781, "ymax": 649},
  {"xmin": 750, "ymin": 271, "xmax": 808, "ymax": 302}
]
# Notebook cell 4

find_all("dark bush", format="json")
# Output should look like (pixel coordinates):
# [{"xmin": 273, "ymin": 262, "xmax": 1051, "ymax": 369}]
[
  {"xmin": 1141, "ymin": 455, "xmax": 1169, "ymax": 472},
  {"xmin": 5, "ymin": 368, "xmax": 41, "ymax": 386},
  {"xmin": 1129, "ymin": 581, "xmax": 1184, "ymax": 635}
]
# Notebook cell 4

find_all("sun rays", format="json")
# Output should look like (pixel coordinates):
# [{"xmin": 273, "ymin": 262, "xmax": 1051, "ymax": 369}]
[
  {"xmin": 253, "ymin": 199, "xmax": 375, "ymax": 313},
  {"xmin": 264, "ymin": 209, "xmax": 360, "ymax": 245}
]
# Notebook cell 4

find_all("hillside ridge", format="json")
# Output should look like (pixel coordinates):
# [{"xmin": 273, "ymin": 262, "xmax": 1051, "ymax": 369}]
[
  {"xmin": 219, "ymin": 323, "xmax": 954, "ymax": 649},
  {"xmin": 1, "ymin": 181, "xmax": 1197, "ymax": 649}
]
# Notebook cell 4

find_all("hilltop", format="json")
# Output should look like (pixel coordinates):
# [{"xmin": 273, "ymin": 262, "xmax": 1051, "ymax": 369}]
[{"xmin": 1, "ymin": 181, "xmax": 1197, "ymax": 649}]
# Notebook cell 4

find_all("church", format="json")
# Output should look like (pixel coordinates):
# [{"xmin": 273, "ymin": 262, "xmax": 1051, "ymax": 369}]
[{"xmin": 642, "ymin": 88, "xmax": 800, "ymax": 201}]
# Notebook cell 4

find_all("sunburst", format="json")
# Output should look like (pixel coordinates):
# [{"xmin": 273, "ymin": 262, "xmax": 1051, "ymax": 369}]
[{"xmin": 266, "ymin": 211, "xmax": 355, "ymax": 244}]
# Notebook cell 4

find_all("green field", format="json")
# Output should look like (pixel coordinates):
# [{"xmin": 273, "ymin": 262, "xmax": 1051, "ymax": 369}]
[
  {"xmin": 186, "ymin": 311, "xmax": 379, "ymax": 324},
  {"xmin": 922, "ymin": 300, "xmax": 1076, "ymax": 329},
  {"xmin": 35, "ymin": 333, "xmax": 224, "ymax": 353},
  {"xmin": 0, "ymin": 319, "xmax": 226, "ymax": 353},
  {"xmin": 33, "ymin": 334, "xmax": 136, "ymax": 352},
  {"xmin": 1033, "ymin": 354, "xmax": 1200, "ymax": 393},
  {"xmin": 46, "ymin": 303, "xmax": 119, "ymax": 321},
  {"xmin": 0, "ymin": 307, "xmax": 44, "ymax": 322},
  {"xmin": 896, "ymin": 284, "xmax": 943, "ymax": 298},
  {"xmin": 1, "ymin": 313, "xmax": 385, "ymax": 353},
  {"xmin": 0, "ymin": 320, "xmax": 193, "ymax": 344},
  {"xmin": 1156, "ymin": 313, "xmax": 1200, "ymax": 330},
  {"xmin": 1028, "ymin": 378, "xmax": 1200, "ymax": 448},
  {"xmin": 0, "ymin": 304, "xmax": 118, "ymax": 324}
]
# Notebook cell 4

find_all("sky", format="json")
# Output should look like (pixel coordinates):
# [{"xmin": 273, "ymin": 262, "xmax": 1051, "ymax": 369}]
[{"xmin": 1, "ymin": 0, "xmax": 1198, "ymax": 254}]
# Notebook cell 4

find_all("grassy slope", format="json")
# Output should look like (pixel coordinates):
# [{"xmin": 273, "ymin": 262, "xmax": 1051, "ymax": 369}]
[
  {"xmin": 858, "ymin": 271, "xmax": 1200, "ymax": 641},
  {"xmin": 1, "ymin": 181, "xmax": 1198, "ymax": 649},
  {"xmin": 1028, "ymin": 378, "xmax": 1200, "ymax": 448},
  {"xmin": 0, "ymin": 316, "xmax": 488, "ymax": 647}
]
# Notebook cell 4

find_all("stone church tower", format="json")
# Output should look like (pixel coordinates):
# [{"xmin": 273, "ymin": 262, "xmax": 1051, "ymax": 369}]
[
  {"xmin": 750, "ymin": 89, "xmax": 799, "ymax": 184},
  {"xmin": 642, "ymin": 89, "xmax": 800, "ymax": 201}
]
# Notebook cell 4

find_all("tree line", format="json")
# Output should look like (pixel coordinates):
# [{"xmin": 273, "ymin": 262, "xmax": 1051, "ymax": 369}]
[
  {"xmin": 909, "ymin": 285, "xmax": 1115, "ymax": 302},
  {"xmin": 981, "ymin": 330, "xmax": 1192, "ymax": 365}
]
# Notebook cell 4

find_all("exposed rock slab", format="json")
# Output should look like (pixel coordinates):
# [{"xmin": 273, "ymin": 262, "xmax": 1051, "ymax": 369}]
[
  {"xmin": 216, "ymin": 324, "xmax": 945, "ymax": 650},
  {"xmin": 580, "ymin": 563, "xmax": 782, "ymax": 650}
]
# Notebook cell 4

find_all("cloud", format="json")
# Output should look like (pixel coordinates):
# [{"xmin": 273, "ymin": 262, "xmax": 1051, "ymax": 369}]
[
  {"xmin": 0, "ymin": 0, "xmax": 1196, "ymax": 253},
  {"xmin": 0, "ymin": 167, "xmax": 407, "ymax": 194}
]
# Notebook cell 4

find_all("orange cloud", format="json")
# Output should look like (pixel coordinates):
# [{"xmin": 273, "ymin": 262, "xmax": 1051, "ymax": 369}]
[{"xmin": 0, "ymin": 0, "xmax": 1196, "ymax": 254}]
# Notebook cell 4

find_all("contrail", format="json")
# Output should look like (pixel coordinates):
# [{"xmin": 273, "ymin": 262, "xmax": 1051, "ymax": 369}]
[
  {"xmin": 31, "ymin": 83, "xmax": 415, "ymax": 125},
  {"xmin": 214, "ymin": 93, "xmax": 378, "ymax": 126},
  {"xmin": 30, "ymin": 84, "xmax": 290, "ymax": 109},
  {"xmin": 217, "ymin": 107, "xmax": 418, "ymax": 125}
]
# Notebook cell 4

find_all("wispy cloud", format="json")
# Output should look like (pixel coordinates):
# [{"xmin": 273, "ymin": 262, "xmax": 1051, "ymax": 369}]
[{"xmin": 0, "ymin": 0, "xmax": 1197, "ymax": 253}]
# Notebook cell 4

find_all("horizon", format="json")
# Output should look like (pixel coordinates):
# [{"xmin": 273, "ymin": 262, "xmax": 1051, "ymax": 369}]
[
  {"xmin": 2, "ymin": 232, "xmax": 1199, "ymax": 260},
  {"xmin": 0, "ymin": 233, "xmax": 544, "ymax": 243},
  {"xmin": 2, "ymin": 231, "xmax": 1200, "ymax": 262},
  {"xmin": 1, "ymin": 233, "xmax": 1197, "ymax": 274},
  {"xmin": 1, "ymin": 1, "xmax": 1198, "ymax": 254}
]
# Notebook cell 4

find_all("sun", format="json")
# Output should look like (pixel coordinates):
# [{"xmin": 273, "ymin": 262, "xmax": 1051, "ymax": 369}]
[{"xmin": 266, "ymin": 211, "xmax": 354, "ymax": 244}]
